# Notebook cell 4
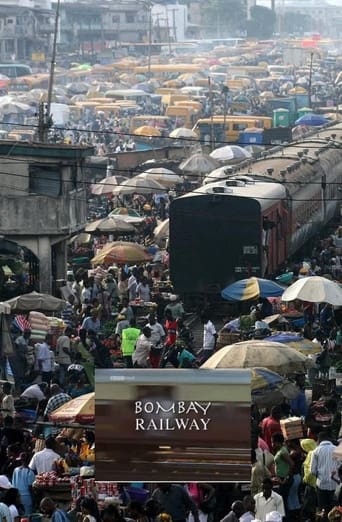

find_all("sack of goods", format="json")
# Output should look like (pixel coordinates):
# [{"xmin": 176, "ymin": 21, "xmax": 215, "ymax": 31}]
[{"xmin": 280, "ymin": 416, "xmax": 303, "ymax": 440}]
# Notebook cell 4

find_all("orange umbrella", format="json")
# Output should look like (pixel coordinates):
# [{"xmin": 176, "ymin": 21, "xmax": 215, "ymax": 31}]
[
  {"xmin": 49, "ymin": 393, "xmax": 94, "ymax": 424},
  {"xmin": 91, "ymin": 241, "xmax": 152, "ymax": 265}
]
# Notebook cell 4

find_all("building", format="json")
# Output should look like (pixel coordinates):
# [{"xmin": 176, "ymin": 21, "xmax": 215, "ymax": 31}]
[
  {"xmin": 0, "ymin": 141, "xmax": 93, "ymax": 295},
  {"xmin": 0, "ymin": 3, "xmax": 53, "ymax": 61}
]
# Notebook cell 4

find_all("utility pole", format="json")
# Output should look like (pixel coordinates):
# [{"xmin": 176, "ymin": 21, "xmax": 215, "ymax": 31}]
[
  {"xmin": 308, "ymin": 51, "xmax": 313, "ymax": 108},
  {"xmin": 41, "ymin": 0, "xmax": 61, "ymax": 142},
  {"xmin": 147, "ymin": 1, "xmax": 152, "ymax": 77}
]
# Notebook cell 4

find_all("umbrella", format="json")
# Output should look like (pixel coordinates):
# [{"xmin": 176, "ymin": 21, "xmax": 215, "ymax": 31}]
[
  {"xmin": 49, "ymin": 392, "xmax": 94, "ymax": 424},
  {"xmin": 66, "ymin": 82, "xmax": 90, "ymax": 94},
  {"xmin": 134, "ymin": 125, "xmax": 161, "ymax": 137},
  {"xmin": 144, "ymin": 167, "xmax": 176, "ymax": 175},
  {"xmin": 85, "ymin": 216, "xmax": 135, "ymax": 233},
  {"xmin": 111, "ymin": 207, "xmax": 141, "ymax": 217},
  {"xmin": 112, "ymin": 176, "xmax": 166, "ymax": 196},
  {"xmin": 154, "ymin": 218, "xmax": 169, "ymax": 241},
  {"xmin": 4, "ymin": 291, "xmax": 65, "ymax": 312},
  {"xmin": 179, "ymin": 153, "xmax": 219, "ymax": 174},
  {"xmin": 138, "ymin": 171, "xmax": 182, "ymax": 188},
  {"xmin": 91, "ymin": 176, "xmax": 128, "ymax": 196},
  {"xmin": 294, "ymin": 113, "xmax": 329, "ymax": 126},
  {"xmin": 201, "ymin": 340, "xmax": 312, "ymax": 374},
  {"xmin": 267, "ymin": 333, "xmax": 321, "ymax": 355},
  {"xmin": 91, "ymin": 241, "xmax": 152, "ymax": 265},
  {"xmin": 244, "ymin": 145, "xmax": 264, "ymax": 156},
  {"xmin": 210, "ymin": 145, "xmax": 252, "ymax": 162},
  {"xmin": 67, "ymin": 233, "xmax": 92, "ymax": 245},
  {"xmin": 169, "ymin": 127, "xmax": 198, "ymax": 139},
  {"xmin": 251, "ymin": 367, "xmax": 284, "ymax": 392},
  {"xmin": 0, "ymin": 101, "xmax": 32, "ymax": 115},
  {"xmin": 281, "ymin": 276, "xmax": 342, "ymax": 306},
  {"xmin": 221, "ymin": 277, "xmax": 284, "ymax": 301},
  {"xmin": 292, "ymin": 125, "xmax": 310, "ymax": 139}
]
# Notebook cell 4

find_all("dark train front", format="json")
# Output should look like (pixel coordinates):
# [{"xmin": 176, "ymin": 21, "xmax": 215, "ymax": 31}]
[{"xmin": 169, "ymin": 179, "xmax": 287, "ymax": 300}]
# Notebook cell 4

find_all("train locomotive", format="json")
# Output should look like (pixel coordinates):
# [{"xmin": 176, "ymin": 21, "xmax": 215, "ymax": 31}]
[{"xmin": 169, "ymin": 122, "xmax": 342, "ymax": 298}]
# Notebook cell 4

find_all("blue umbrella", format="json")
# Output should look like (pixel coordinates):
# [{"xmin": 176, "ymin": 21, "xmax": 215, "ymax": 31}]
[
  {"xmin": 295, "ymin": 113, "xmax": 329, "ymax": 126},
  {"xmin": 221, "ymin": 276, "xmax": 284, "ymax": 301}
]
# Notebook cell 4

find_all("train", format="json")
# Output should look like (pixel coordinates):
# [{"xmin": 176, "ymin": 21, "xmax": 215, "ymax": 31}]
[
  {"xmin": 170, "ymin": 121, "xmax": 342, "ymax": 298},
  {"xmin": 95, "ymin": 368, "xmax": 251, "ymax": 482}
]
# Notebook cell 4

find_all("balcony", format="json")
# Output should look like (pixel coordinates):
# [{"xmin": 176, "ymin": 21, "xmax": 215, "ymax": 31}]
[
  {"xmin": 36, "ymin": 23, "xmax": 54, "ymax": 33},
  {"xmin": 0, "ymin": 25, "xmax": 32, "ymax": 37}
]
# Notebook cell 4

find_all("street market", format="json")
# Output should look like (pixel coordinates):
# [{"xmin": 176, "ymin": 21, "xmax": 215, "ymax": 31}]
[{"xmin": 3, "ymin": 24, "xmax": 342, "ymax": 522}]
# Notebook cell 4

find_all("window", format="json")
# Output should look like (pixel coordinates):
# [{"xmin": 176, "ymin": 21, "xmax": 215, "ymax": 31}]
[
  {"xmin": 126, "ymin": 13, "xmax": 135, "ymax": 23},
  {"xmin": 29, "ymin": 166, "xmax": 61, "ymax": 197},
  {"xmin": 112, "ymin": 15, "xmax": 120, "ymax": 23},
  {"xmin": 232, "ymin": 123, "xmax": 247, "ymax": 131}
]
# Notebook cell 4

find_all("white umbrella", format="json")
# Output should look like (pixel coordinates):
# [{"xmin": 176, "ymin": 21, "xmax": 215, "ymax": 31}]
[
  {"xmin": 85, "ymin": 216, "xmax": 135, "ymax": 233},
  {"xmin": 169, "ymin": 127, "xmax": 198, "ymax": 139},
  {"xmin": 210, "ymin": 145, "xmax": 252, "ymax": 162},
  {"xmin": 0, "ymin": 100, "xmax": 32, "ymax": 114},
  {"xmin": 112, "ymin": 176, "xmax": 166, "ymax": 195},
  {"xmin": 140, "ymin": 171, "xmax": 182, "ymax": 188},
  {"xmin": 91, "ymin": 176, "xmax": 128, "ymax": 196},
  {"xmin": 154, "ymin": 218, "xmax": 169, "ymax": 240},
  {"xmin": 281, "ymin": 276, "xmax": 342, "ymax": 306},
  {"xmin": 179, "ymin": 152, "xmax": 218, "ymax": 174}
]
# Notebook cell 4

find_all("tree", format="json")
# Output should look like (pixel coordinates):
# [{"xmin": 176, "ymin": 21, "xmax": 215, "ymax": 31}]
[
  {"xmin": 246, "ymin": 5, "xmax": 276, "ymax": 38},
  {"xmin": 203, "ymin": 0, "xmax": 247, "ymax": 37}
]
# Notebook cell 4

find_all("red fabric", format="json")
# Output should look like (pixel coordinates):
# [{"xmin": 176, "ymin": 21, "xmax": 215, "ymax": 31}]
[
  {"xmin": 261, "ymin": 416, "xmax": 281, "ymax": 450},
  {"xmin": 165, "ymin": 319, "xmax": 177, "ymax": 346}
]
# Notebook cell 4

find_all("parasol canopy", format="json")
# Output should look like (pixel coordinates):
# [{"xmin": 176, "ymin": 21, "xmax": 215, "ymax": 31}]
[
  {"xmin": 295, "ymin": 113, "xmax": 329, "ymax": 126},
  {"xmin": 4, "ymin": 291, "xmax": 66, "ymax": 312},
  {"xmin": 111, "ymin": 207, "xmax": 142, "ymax": 217},
  {"xmin": 134, "ymin": 125, "xmax": 161, "ymax": 137},
  {"xmin": 221, "ymin": 277, "xmax": 284, "ymax": 301},
  {"xmin": 201, "ymin": 340, "xmax": 312, "ymax": 374},
  {"xmin": 169, "ymin": 127, "xmax": 198, "ymax": 139},
  {"xmin": 251, "ymin": 367, "xmax": 284, "ymax": 392},
  {"xmin": 281, "ymin": 276, "xmax": 342, "ymax": 306},
  {"xmin": 85, "ymin": 216, "xmax": 135, "ymax": 233},
  {"xmin": 49, "ymin": 392, "xmax": 94, "ymax": 424},
  {"xmin": 112, "ymin": 176, "xmax": 166, "ymax": 196},
  {"xmin": 91, "ymin": 241, "xmax": 152, "ymax": 265},
  {"xmin": 137, "ymin": 172, "xmax": 182, "ymax": 188},
  {"xmin": 267, "ymin": 333, "xmax": 321, "ymax": 355},
  {"xmin": 210, "ymin": 145, "xmax": 252, "ymax": 162},
  {"xmin": 91, "ymin": 176, "xmax": 128, "ymax": 196},
  {"xmin": 179, "ymin": 152, "xmax": 219, "ymax": 174}
]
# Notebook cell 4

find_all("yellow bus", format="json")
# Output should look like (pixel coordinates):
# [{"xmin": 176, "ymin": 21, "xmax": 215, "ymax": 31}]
[
  {"xmin": 129, "ymin": 115, "xmax": 171, "ymax": 133},
  {"xmin": 166, "ymin": 105, "xmax": 198, "ymax": 128},
  {"xmin": 134, "ymin": 64, "xmax": 203, "ymax": 78},
  {"xmin": 193, "ymin": 115, "xmax": 272, "ymax": 143},
  {"xmin": 227, "ymin": 65, "xmax": 268, "ymax": 79}
]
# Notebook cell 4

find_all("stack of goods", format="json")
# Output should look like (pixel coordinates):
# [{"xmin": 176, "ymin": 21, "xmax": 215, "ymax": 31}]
[
  {"xmin": 33, "ymin": 471, "xmax": 71, "ymax": 487},
  {"xmin": 280, "ymin": 417, "xmax": 304, "ymax": 440},
  {"xmin": 96, "ymin": 482, "xmax": 120, "ymax": 509},
  {"xmin": 28, "ymin": 311, "xmax": 50, "ymax": 343},
  {"xmin": 48, "ymin": 317, "xmax": 65, "ymax": 348},
  {"xmin": 13, "ymin": 315, "xmax": 31, "ymax": 332},
  {"xmin": 71, "ymin": 477, "xmax": 96, "ymax": 505}
]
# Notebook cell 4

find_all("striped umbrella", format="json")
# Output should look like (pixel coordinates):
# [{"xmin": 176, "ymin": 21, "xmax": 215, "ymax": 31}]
[
  {"xmin": 251, "ymin": 367, "xmax": 284, "ymax": 392},
  {"xmin": 221, "ymin": 277, "xmax": 284, "ymax": 301}
]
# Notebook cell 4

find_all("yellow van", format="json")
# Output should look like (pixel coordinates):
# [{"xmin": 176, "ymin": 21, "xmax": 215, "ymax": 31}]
[{"xmin": 193, "ymin": 115, "xmax": 272, "ymax": 143}]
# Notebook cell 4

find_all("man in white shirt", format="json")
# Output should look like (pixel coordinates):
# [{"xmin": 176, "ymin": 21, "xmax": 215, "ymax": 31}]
[
  {"xmin": 310, "ymin": 431, "xmax": 339, "ymax": 514},
  {"xmin": 55, "ymin": 327, "xmax": 72, "ymax": 386},
  {"xmin": 38, "ymin": 334, "xmax": 54, "ymax": 384},
  {"xmin": 20, "ymin": 383, "xmax": 48, "ymax": 402},
  {"xmin": 254, "ymin": 478, "xmax": 285, "ymax": 522},
  {"xmin": 201, "ymin": 312, "xmax": 217, "ymax": 361},
  {"xmin": 29, "ymin": 437, "xmax": 60, "ymax": 474},
  {"xmin": 1, "ymin": 382, "xmax": 15, "ymax": 419},
  {"xmin": 146, "ymin": 314, "xmax": 165, "ymax": 368},
  {"xmin": 132, "ymin": 327, "xmax": 153, "ymax": 368}
]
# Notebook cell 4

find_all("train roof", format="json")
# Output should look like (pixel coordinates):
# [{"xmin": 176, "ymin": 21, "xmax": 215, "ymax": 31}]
[
  {"xmin": 224, "ymin": 122, "xmax": 342, "ymax": 195},
  {"xmin": 181, "ymin": 177, "xmax": 286, "ymax": 211}
]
